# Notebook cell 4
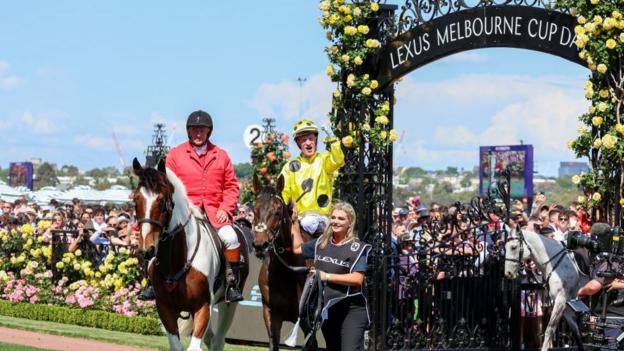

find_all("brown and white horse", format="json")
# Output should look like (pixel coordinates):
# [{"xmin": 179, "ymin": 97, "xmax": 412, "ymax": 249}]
[
  {"xmin": 251, "ymin": 175, "xmax": 315, "ymax": 350},
  {"xmin": 132, "ymin": 158, "xmax": 248, "ymax": 351}
]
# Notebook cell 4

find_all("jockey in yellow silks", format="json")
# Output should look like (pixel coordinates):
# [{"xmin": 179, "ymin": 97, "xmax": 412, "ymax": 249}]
[{"xmin": 280, "ymin": 119, "xmax": 344, "ymax": 235}]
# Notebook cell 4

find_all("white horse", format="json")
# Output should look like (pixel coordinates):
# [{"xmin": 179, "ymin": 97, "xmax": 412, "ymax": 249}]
[
  {"xmin": 504, "ymin": 228, "xmax": 585, "ymax": 351},
  {"xmin": 133, "ymin": 158, "xmax": 247, "ymax": 351}
]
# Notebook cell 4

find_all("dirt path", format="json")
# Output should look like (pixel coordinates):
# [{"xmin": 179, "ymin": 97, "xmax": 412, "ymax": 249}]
[{"xmin": 0, "ymin": 327, "xmax": 158, "ymax": 351}]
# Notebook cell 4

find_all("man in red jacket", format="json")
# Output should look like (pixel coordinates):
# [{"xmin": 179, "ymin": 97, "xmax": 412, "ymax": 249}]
[{"xmin": 166, "ymin": 110, "xmax": 243, "ymax": 302}]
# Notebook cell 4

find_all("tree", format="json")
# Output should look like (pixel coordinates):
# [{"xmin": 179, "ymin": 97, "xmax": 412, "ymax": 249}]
[
  {"xmin": 446, "ymin": 166, "xmax": 459, "ymax": 176},
  {"xmin": 34, "ymin": 163, "xmax": 58, "ymax": 190},
  {"xmin": 59, "ymin": 165, "xmax": 80, "ymax": 177},
  {"xmin": 234, "ymin": 163, "xmax": 253, "ymax": 180}
]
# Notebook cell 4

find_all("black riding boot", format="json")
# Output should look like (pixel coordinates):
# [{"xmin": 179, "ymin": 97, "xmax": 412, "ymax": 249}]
[
  {"xmin": 225, "ymin": 261, "xmax": 243, "ymax": 303},
  {"xmin": 138, "ymin": 284, "xmax": 156, "ymax": 300}
]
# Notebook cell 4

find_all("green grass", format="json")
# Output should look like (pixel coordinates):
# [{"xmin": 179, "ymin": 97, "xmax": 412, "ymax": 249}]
[
  {"xmin": 0, "ymin": 315, "xmax": 263, "ymax": 351},
  {"xmin": 0, "ymin": 343, "xmax": 51, "ymax": 351}
]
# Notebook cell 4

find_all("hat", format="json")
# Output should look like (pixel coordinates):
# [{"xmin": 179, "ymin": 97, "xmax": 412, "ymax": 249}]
[
  {"xmin": 83, "ymin": 221, "xmax": 95, "ymax": 232},
  {"xmin": 416, "ymin": 207, "xmax": 430, "ymax": 217},
  {"xmin": 292, "ymin": 119, "xmax": 319, "ymax": 139},
  {"xmin": 118, "ymin": 214, "xmax": 130, "ymax": 223},
  {"xmin": 392, "ymin": 208, "xmax": 400, "ymax": 216},
  {"xmin": 25, "ymin": 207, "xmax": 37, "ymax": 215},
  {"xmin": 540, "ymin": 225, "xmax": 555, "ymax": 235}
]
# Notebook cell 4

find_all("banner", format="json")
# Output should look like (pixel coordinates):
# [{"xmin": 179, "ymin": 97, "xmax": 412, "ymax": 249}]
[
  {"xmin": 9, "ymin": 162, "xmax": 33, "ymax": 190},
  {"xmin": 479, "ymin": 145, "xmax": 533, "ymax": 199}
]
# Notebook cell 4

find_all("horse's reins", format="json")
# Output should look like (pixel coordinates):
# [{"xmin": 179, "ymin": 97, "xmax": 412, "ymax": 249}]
[
  {"xmin": 505, "ymin": 229, "xmax": 571, "ymax": 287},
  {"xmin": 137, "ymin": 197, "xmax": 200, "ymax": 290},
  {"xmin": 253, "ymin": 194, "xmax": 309, "ymax": 273}
]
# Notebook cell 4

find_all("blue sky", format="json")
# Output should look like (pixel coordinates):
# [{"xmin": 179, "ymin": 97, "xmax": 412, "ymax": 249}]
[{"xmin": 0, "ymin": 1, "xmax": 589, "ymax": 176}]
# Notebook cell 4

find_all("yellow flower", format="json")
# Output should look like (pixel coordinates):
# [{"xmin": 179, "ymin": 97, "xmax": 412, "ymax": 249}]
[
  {"xmin": 343, "ymin": 15, "xmax": 352, "ymax": 23},
  {"xmin": 95, "ymin": 271, "xmax": 102, "ymax": 278},
  {"xmin": 346, "ymin": 73, "xmax": 355, "ymax": 87},
  {"xmin": 597, "ymin": 64, "xmax": 608, "ymax": 74},
  {"xmin": 382, "ymin": 101, "xmax": 390, "ymax": 111},
  {"xmin": 55, "ymin": 261, "xmax": 64, "ymax": 269},
  {"xmin": 620, "ymin": 33, "xmax": 624, "ymax": 42},
  {"xmin": 614, "ymin": 11, "xmax": 622, "ymax": 19},
  {"xmin": 389, "ymin": 129, "xmax": 398, "ymax": 142},
  {"xmin": 333, "ymin": 90, "xmax": 341, "ymax": 98},
  {"xmin": 357, "ymin": 25, "xmax": 370, "ymax": 34},
  {"xmin": 370, "ymin": 80, "xmax": 379, "ymax": 89},
  {"xmin": 571, "ymin": 175, "xmax": 581, "ymax": 184},
  {"xmin": 362, "ymin": 123, "xmax": 371, "ymax": 132},
  {"xmin": 606, "ymin": 38, "xmax": 617, "ymax": 49},
  {"xmin": 578, "ymin": 195, "xmax": 587, "ymax": 203},
  {"xmin": 371, "ymin": 3, "xmax": 380, "ymax": 11},
  {"xmin": 319, "ymin": 1, "xmax": 330, "ymax": 11},
  {"xmin": 328, "ymin": 46, "xmax": 339, "ymax": 54},
  {"xmin": 616, "ymin": 124, "xmax": 624, "ymax": 135},
  {"xmin": 380, "ymin": 130, "xmax": 388, "ymax": 139},
  {"xmin": 326, "ymin": 64, "xmax": 335, "ymax": 77},
  {"xmin": 73, "ymin": 263, "xmax": 81, "ymax": 271},
  {"xmin": 361, "ymin": 87, "xmax": 372, "ymax": 95},
  {"xmin": 353, "ymin": 7, "xmax": 361, "ymax": 16},
  {"xmin": 592, "ymin": 116, "xmax": 603, "ymax": 126},
  {"xmin": 341, "ymin": 135, "xmax": 354, "ymax": 148},
  {"xmin": 365, "ymin": 39, "xmax": 380, "ymax": 48},
  {"xmin": 141, "ymin": 278, "xmax": 148, "ymax": 288},
  {"xmin": 567, "ymin": 140, "xmax": 574, "ymax": 149},
  {"xmin": 579, "ymin": 50, "xmax": 587, "ymax": 60},
  {"xmin": 598, "ymin": 102, "xmax": 608, "ymax": 112},
  {"xmin": 589, "ymin": 106, "xmax": 596, "ymax": 113},
  {"xmin": 602, "ymin": 134, "xmax": 618, "ymax": 149},
  {"xmin": 75, "ymin": 249, "xmax": 82, "ymax": 257},
  {"xmin": 578, "ymin": 16, "xmax": 587, "ymax": 25},
  {"xmin": 593, "ymin": 138, "xmax": 602, "ymax": 148},
  {"xmin": 574, "ymin": 25, "xmax": 585, "ymax": 35},
  {"xmin": 344, "ymin": 26, "xmax": 357, "ymax": 36},
  {"xmin": 341, "ymin": 54, "xmax": 350, "ymax": 63},
  {"xmin": 592, "ymin": 192, "xmax": 602, "ymax": 202},
  {"xmin": 353, "ymin": 56, "xmax": 363, "ymax": 65},
  {"xmin": 584, "ymin": 88, "xmax": 594, "ymax": 98},
  {"xmin": 339, "ymin": 5, "xmax": 350, "ymax": 14},
  {"xmin": 375, "ymin": 115, "xmax": 389, "ymax": 125},
  {"xmin": 593, "ymin": 15, "xmax": 603, "ymax": 24},
  {"xmin": 599, "ymin": 89, "xmax": 610, "ymax": 98},
  {"xmin": 620, "ymin": 198, "xmax": 624, "ymax": 206}
]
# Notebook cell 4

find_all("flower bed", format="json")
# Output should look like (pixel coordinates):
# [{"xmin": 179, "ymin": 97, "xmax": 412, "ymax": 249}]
[{"xmin": 0, "ymin": 224, "xmax": 156, "ymax": 319}]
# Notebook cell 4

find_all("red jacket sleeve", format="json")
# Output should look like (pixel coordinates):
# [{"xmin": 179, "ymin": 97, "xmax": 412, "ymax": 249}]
[{"xmin": 219, "ymin": 152, "xmax": 239, "ymax": 216}]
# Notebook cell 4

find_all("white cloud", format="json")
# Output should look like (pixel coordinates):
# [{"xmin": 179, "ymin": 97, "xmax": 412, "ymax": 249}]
[
  {"xmin": 247, "ymin": 73, "xmax": 334, "ymax": 126},
  {"xmin": 21, "ymin": 111, "xmax": 64, "ymax": 134},
  {"xmin": 75, "ymin": 134, "xmax": 145, "ymax": 152},
  {"xmin": 442, "ymin": 51, "xmax": 489, "ymax": 64},
  {"xmin": 0, "ymin": 61, "xmax": 23, "ymax": 90}
]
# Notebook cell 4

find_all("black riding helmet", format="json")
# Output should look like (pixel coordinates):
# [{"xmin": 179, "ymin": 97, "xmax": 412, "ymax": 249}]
[{"xmin": 186, "ymin": 110, "xmax": 213, "ymax": 142}]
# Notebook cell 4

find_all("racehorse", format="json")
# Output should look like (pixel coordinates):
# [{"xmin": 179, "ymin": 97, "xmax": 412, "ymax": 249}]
[
  {"xmin": 132, "ymin": 158, "xmax": 248, "ymax": 351},
  {"xmin": 504, "ymin": 228, "xmax": 586, "ymax": 351},
  {"xmin": 251, "ymin": 175, "xmax": 315, "ymax": 350}
]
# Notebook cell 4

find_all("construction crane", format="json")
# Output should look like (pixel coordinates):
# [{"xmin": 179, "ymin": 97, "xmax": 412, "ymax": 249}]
[{"xmin": 111, "ymin": 130, "xmax": 126, "ymax": 169}]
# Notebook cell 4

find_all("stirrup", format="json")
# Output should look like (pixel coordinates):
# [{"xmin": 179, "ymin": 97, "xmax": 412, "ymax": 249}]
[{"xmin": 225, "ymin": 285, "xmax": 243, "ymax": 303}]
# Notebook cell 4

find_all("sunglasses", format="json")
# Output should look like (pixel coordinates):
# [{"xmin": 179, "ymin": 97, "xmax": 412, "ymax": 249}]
[{"xmin": 559, "ymin": 217, "xmax": 569, "ymax": 221}]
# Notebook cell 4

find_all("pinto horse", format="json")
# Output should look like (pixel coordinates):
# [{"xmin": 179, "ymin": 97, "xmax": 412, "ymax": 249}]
[
  {"xmin": 504, "ymin": 228, "xmax": 586, "ymax": 351},
  {"xmin": 251, "ymin": 176, "xmax": 315, "ymax": 350},
  {"xmin": 132, "ymin": 158, "xmax": 248, "ymax": 351}
]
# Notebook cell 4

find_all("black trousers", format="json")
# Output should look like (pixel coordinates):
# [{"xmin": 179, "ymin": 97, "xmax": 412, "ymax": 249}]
[{"xmin": 321, "ymin": 295, "xmax": 368, "ymax": 351}]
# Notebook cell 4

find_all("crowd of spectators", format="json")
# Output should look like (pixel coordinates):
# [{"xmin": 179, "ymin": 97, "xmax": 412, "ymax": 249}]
[{"xmin": 0, "ymin": 196, "xmax": 140, "ymax": 266}]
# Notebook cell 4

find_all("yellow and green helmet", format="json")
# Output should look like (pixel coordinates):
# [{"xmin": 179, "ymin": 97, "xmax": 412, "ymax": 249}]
[{"xmin": 292, "ymin": 119, "xmax": 319, "ymax": 139}]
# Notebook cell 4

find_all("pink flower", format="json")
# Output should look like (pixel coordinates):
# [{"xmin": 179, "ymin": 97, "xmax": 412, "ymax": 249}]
[
  {"xmin": 65, "ymin": 295, "xmax": 77, "ymax": 305},
  {"xmin": 29, "ymin": 295, "xmax": 38, "ymax": 304}
]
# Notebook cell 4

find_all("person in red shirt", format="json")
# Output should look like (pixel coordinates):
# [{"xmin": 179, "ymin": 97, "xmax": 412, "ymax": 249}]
[{"xmin": 166, "ymin": 110, "xmax": 243, "ymax": 302}]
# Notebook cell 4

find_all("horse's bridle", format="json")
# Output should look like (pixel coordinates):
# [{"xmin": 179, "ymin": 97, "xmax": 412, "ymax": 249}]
[
  {"xmin": 505, "ymin": 229, "xmax": 570, "ymax": 287},
  {"xmin": 253, "ymin": 193, "xmax": 287, "ymax": 255},
  {"xmin": 137, "ymin": 195, "xmax": 175, "ymax": 238},
  {"xmin": 252, "ymin": 194, "xmax": 308, "ymax": 273}
]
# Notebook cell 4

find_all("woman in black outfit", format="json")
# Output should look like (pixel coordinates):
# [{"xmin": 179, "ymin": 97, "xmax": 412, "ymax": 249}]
[{"xmin": 292, "ymin": 201, "xmax": 371, "ymax": 351}]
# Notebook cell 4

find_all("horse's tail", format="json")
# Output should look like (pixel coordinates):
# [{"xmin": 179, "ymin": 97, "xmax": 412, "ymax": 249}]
[{"xmin": 159, "ymin": 312, "xmax": 194, "ymax": 337}]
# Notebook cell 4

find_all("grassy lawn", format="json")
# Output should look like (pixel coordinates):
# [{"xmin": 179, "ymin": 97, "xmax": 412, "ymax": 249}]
[
  {"xmin": 0, "ymin": 343, "xmax": 51, "ymax": 351},
  {"xmin": 0, "ymin": 315, "xmax": 263, "ymax": 351}
]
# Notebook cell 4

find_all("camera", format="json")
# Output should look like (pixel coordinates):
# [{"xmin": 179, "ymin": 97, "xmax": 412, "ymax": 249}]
[{"xmin": 567, "ymin": 230, "xmax": 602, "ymax": 253}]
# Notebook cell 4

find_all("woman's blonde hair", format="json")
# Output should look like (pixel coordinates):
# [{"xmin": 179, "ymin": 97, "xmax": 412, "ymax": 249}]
[{"xmin": 318, "ymin": 201, "xmax": 357, "ymax": 249}]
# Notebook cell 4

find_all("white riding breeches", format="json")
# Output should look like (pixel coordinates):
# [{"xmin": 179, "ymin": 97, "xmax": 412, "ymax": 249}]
[
  {"xmin": 218, "ymin": 224, "xmax": 240, "ymax": 249},
  {"xmin": 299, "ymin": 213, "xmax": 329, "ymax": 235}
]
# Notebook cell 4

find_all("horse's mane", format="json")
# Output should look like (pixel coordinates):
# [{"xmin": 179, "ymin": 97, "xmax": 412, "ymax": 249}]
[
  {"xmin": 164, "ymin": 168, "xmax": 203, "ymax": 225},
  {"xmin": 139, "ymin": 168, "xmax": 171, "ymax": 195}
]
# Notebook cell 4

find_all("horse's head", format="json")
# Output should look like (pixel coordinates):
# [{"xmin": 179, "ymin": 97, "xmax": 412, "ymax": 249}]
[
  {"xmin": 132, "ymin": 157, "xmax": 175, "ymax": 254},
  {"xmin": 504, "ymin": 229, "xmax": 530, "ymax": 279},
  {"xmin": 251, "ymin": 175, "xmax": 289, "ymax": 258}
]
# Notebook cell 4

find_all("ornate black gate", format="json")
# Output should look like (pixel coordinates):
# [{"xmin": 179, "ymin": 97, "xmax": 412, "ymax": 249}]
[{"xmin": 330, "ymin": 1, "xmax": 584, "ymax": 350}]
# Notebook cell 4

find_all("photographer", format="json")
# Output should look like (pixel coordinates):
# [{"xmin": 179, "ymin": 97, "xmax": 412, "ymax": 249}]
[{"xmin": 576, "ymin": 223, "xmax": 624, "ymax": 349}]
